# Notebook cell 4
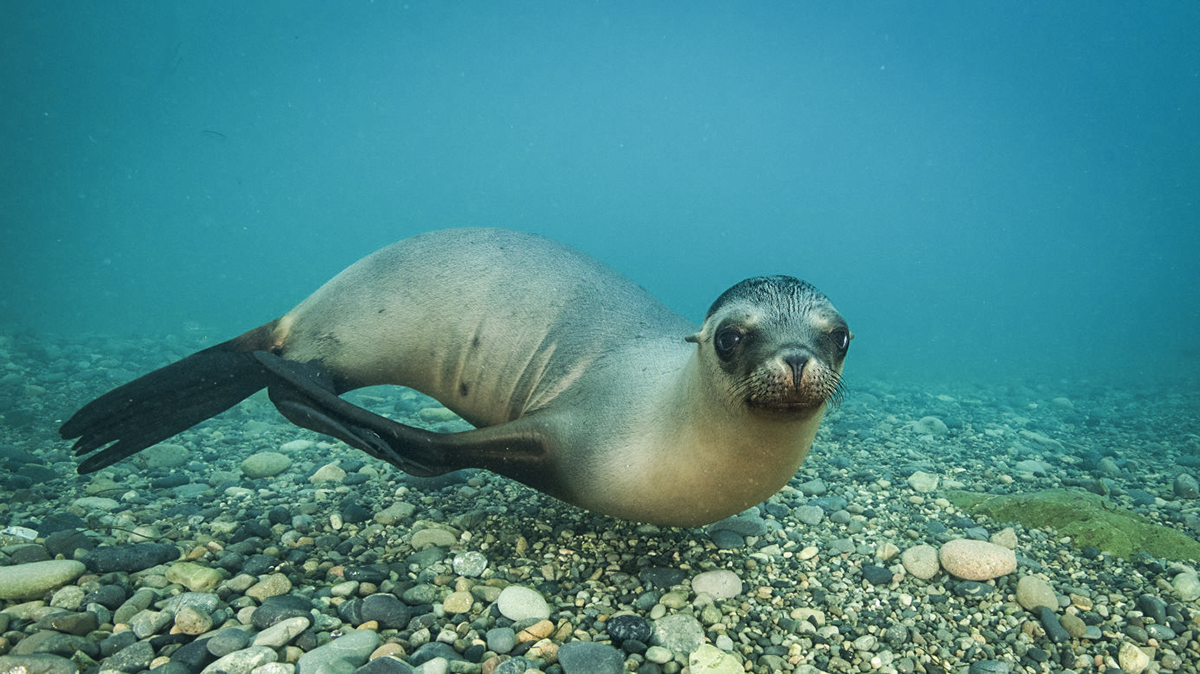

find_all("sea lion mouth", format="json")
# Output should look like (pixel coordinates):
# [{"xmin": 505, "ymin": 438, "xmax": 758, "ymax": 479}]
[{"xmin": 740, "ymin": 363, "xmax": 844, "ymax": 414}]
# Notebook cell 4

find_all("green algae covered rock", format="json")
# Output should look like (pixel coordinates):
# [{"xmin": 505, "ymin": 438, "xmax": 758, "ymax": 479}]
[{"xmin": 946, "ymin": 488, "xmax": 1200, "ymax": 561}]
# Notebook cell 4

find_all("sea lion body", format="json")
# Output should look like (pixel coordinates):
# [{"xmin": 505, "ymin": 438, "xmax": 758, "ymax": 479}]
[{"xmin": 62, "ymin": 228, "xmax": 850, "ymax": 526}]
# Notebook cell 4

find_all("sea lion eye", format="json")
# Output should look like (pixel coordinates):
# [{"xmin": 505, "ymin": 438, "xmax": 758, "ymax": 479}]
[
  {"xmin": 714, "ymin": 328, "xmax": 743, "ymax": 360},
  {"xmin": 829, "ymin": 327, "xmax": 850, "ymax": 351}
]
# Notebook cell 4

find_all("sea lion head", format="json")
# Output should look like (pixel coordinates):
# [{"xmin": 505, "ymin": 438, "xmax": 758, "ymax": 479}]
[{"xmin": 687, "ymin": 275, "xmax": 851, "ymax": 416}]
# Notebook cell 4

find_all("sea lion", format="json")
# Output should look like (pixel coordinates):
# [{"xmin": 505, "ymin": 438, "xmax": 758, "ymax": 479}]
[{"xmin": 61, "ymin": 228, "xmax": 851, "ymax": 526}]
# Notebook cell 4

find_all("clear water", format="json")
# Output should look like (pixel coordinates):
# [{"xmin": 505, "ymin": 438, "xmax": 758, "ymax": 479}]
[{"xmin": 3, "ymin": 2, "xmax": 1197, "ymax": 386}]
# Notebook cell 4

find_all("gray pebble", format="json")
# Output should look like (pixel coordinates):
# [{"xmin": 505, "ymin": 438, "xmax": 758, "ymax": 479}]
[
  {"xmin": 207, "ymin": 627, "xmax": 252, "ymax": 657},
  {"xmin": 794, "ymin": 505, "xmax": 824, "ymax": 525},
  {"xmin": 486, "ymin": 627, "xmax": 516, "ymax": 654},
  {"xmin": 557, "ymin": 641, "xmax": 625, "ymax": 674}
]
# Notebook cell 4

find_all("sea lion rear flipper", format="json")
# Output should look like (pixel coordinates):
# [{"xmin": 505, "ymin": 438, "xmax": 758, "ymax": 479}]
[
  {"xmin": 64, "ymin": 342, "xmax": 274, "ymax": 473},
  {"xmin": 252, "ymin": 352, "xmax": 550, "ymax": 482}
]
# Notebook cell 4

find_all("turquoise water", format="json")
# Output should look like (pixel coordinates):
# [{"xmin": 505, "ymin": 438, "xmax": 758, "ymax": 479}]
[{"xmin": 3, "ymin": 2, "xmax": 1197, "ymax": 385}]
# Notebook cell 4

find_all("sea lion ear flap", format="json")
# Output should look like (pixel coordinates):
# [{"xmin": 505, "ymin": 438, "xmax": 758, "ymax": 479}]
[{"xmin": 685, "ymin": 333, "xmax": 701, "ymax": 344}]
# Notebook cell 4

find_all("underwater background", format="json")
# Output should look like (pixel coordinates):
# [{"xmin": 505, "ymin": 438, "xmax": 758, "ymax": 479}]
[{"xmin": 4, "ymin": 1, "xmax": 1197, "ymax": 386}]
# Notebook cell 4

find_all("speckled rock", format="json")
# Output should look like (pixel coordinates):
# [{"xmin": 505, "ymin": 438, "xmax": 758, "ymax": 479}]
[
  {"xmin": 0, "ymin": 560, "xmax": 86, "ymax": 600},
  {"xmin": 900, "ymin": 545, "xmax": 940, "ymax": 580},
  {"xmin": 652, "ymin": 613, "xmax": 705, "ymax": 655},
  {"xmin": 689, "ymin": 643, "xmax": 742, "ymax": 673},
  {"xmin": 939, "ymin": 539, "xmax": 1016, "ymax": 580}
]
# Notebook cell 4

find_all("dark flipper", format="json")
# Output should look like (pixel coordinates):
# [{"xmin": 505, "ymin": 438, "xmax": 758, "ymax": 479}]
[
  {"xmin": 252, "ymin": 351, "xmax": 552, "ymax": 486},
  {"xmin": 64, "ymin": 341, "xmax": 274, "ymax": 473}
]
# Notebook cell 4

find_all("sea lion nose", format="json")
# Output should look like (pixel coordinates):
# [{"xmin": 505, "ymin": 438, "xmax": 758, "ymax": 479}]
[{"xmin": 784, "ymin": 353, "xmax": 809, "ymax": 387}]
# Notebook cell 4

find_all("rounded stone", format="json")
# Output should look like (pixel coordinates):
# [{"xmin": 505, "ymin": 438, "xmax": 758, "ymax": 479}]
[
  {"xmin": 558, "ymin": 641, "xmax": 625, "ymax": 673},
  {"xmin": 906, "ymin": 471, "xmax": 939, "ymax": 493},
  {"xmin": 496, "ymin": 585, "xmax": 550, "ymax": 621},
  {"xmin": 410, "ymin": 528, "xmax": 458, "ymax": 550},
  {"xmin": 245, "ymin": 573, "xmax": 292, "ymax": 601},
  {"xmin": 939, "ymin": 539, "xmax": 1016, "ymax": 581},
  {"xmin": 0, "ymin": 560, "xmax": 86, "ymax": 600},
  {"xmin": 240, "ymin": 452, "xmax": 292, "ymax": 478},
  {"xmin": 309, "ymin": 463, "xmax": 347, "ymax": 484},
  {"xmin": 900, "ymin": 545, "xmax": 940, "ymax": 580},
  {"xmin": 165, "ymin": 562, "xmax": 223, "ymax": 593},
  {"xmin": 691, "ymin": 570, "xmax": 742, "ymax": 599},
  {"xmin": 1015, "ymin": 576, "xmax": 1057, "ymax": 611},
  {"xmin": 442, "ymin": 590, "xmax": 473, "ymax": 614}
]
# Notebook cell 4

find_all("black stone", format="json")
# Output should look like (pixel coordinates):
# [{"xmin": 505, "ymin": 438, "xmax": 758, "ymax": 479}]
[
  {"xmin": 100, "ymin": 630, "xmax": 138, "ymax": 657},
  {"xmin": 252, "ymin": 595, "xmax": 313, "ymax": 630},
  {"xmin": 342, "ymin": 502, "xmax": 371, "ymax": 522},
  {"xmin": 1137, "ymin": 594, "xmax": 1168, "ymax": 624},
  {"xmin": 639, "ymin": 567, "xmax": 685, "ymax": 589},
  {"xmin": 170, "ymin": 638, "xmax": 215, "ymax": 671},
  {"xmin": 37, "ymin": 512, "xmax": 88, "ymax": 536},
  {"xmin": 83, "ymin": 542, "xmax": 179, "ymax": 573},
  {"xmin": 241, "ymin": 554, "xmax": 277, "ymax": 576},
  {"xmin": 344, "ymin": 566, "xmax": 388, "ymax": 584},
  {"xmin": 954, "ymin": 581, "xmax": 993, "ymax": 598},
  {"xmin": 267, "ymin": 506, "xmax": 292, "ymax": 525},
  {"xmin": 862, "ymin": 565, "xmax": 893, "ymax": 585},
  {"xmin": 107, "ymin": 640, "xmax": 155, "ymax": 673},
  {"xmin": 1038, "ymin": 606, "xmax": 1070, "ymax": 643},
  {"xmin": 361, "ymin": 593, "xmax": 411, "ymax": 629},
  {"xmin": 152, "ymin": 474, "xmax": 190, "ymax": 489},
  {"xmin": 85, "ymin": 584, "xmax": 128, "ymax": 611},
  {"xmin": 45, "ymin": 529, "xmax": 95, "ymax": 557},
  {"xmin": 607, "ymin": 614, "xmax": 652, "ymax": 643},
  {"xmin": 409, "ymin": 642, "xmax": 465, "ymax": 665}
]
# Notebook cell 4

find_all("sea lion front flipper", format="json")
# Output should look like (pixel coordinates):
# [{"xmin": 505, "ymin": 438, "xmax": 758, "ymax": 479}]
[{"xmin": 252, "ymin": 352, "xmax": 551, "ymax": 482}]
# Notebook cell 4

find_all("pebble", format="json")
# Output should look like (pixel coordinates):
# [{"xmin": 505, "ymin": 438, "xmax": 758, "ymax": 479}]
[
  {"xmin": 496, "ymin": 585, "xmax": 550, "ymax": 621},
  {"xmin": 0, "ymin": 560, "xmax": 85, "ymax": 600},
  {"xmin": 691, "ymin": 570, "xmax": 742, "ymax": 599},
  {"xmin": 689, "ymin": 643, "xmax": 742, "ymax": 674},
  {"xmin": 938, "ymin": 539, "xmax": 1016, "ymax": 580},
  {"xmin": 310, "ymin": 462, "xmax": 347, "ymax": 483},
  {"xmin": 165, "ymin": 561, "xmax": 223, "ymax": 592},
  {"xmin": 1118, "ymin": 641, "xmax": 1150, "ymax": 674},
  {"xmin": 200, "ymin": 646, "xmax": 278, "ymax": 674},
  {"xmin": 240, "ymin": 451, "xmax": 293, "ymax": 478},
  {"xmin": 452, "ymin": 551, "xmax": 488, "ymax": 577},
  {"xmin": 900, "ymin": 545, "xmax": 940, "ymax": 580},
  {"xmin": 906, "ymin": 471, "xmax": 939, "ymax": 493},
  {"xmin": 410, "ymin": 528, "xmax": 458, "ymax": 549},
  {"xmin": 651, "ymin": 613, "xmax": 705, "ymax": 654},
  {"xmin": 1015, "ymin": 575, "xmax": 1057, "ymax": 611},
  {"xmin": 1171, "ymin": 571, "xmax": 1200, "ymax": 601},
  {"xmin": 1037, "ymin": 605, "xmax": 1070, "ymax": 643},
  {"xmin": 253, "ymin": 615, "xmax": 311, "ymax": 647},
  {"xmin": 245, "ymin": 573, "xmax": 292, "ymax": 601},
  {"xmin": 486, "ymin": 627, "xmax": 516, "ymax": 654},
  {"xmin": 0, "ymin": 655, "xmax": 78, "ymax": 674},
  {"xmin": 557, "ymin": 641, "xmax": 625, "ymax": 673},
  {"xmin": 83, "ymin": 543, "xmax": 178, "ymax": 574},
  {"xmin": 794, "ymin": 504, "xmax": 825, "ymax": 525},
  {"xmin": 862, "ymin": 564, "xmax": 894, "ymax": 585},
  {"xmin": 295, "ymin": 629, "xmax": 380, "ymax": 673}
]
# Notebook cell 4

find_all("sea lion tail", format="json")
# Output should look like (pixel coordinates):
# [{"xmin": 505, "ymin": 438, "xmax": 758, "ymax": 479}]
[{"xmin": 61, "ymin": 321, "xmax": 281, "ymax": 473}]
